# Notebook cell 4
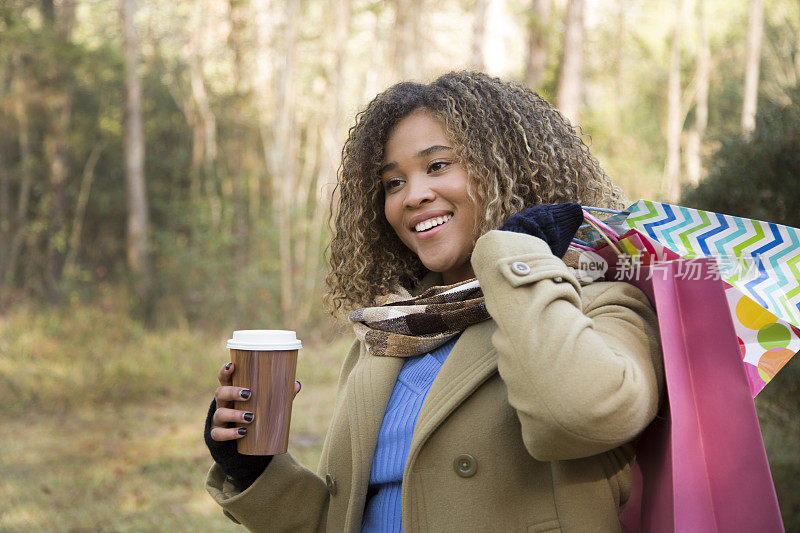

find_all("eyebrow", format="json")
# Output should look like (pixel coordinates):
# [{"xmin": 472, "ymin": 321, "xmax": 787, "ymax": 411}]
[{"xmin": 378, "ymin": 145, "xmax": 453, "ymax": 178}]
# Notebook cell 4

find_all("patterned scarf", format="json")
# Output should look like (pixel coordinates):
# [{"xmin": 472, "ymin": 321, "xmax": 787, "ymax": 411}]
[{"xmin": 348, "ymin": 278, "xmax": 490, "ymax": 357}]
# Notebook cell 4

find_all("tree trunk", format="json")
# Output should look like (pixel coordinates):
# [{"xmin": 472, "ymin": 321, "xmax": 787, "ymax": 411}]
[
  {"xmin": 686, "ymin": 0, "xmax": 709, "ymax": 186},
  {"xmin": 64, "ymin": 144, "xmax": 102, "ymax": 279},
  {"xmin": 4, "ymin": 52, "xmax": 33, "ymax": 288},
  {"xmin": 470, "ymin": 0, "xmax": 489, "ymax": 72},
  {"xmin": 257, "ymin": 0, "xmax": 299, "ymax": 324},
  {"xmin": 611, "ymin": 0, "xmax": 626, "ymax": 134},
  {"xmin": 0, "ymin": 58, "xmax": 9, "ymax": 272},
  {"xmin": 174, "ymin": 3, "xmax": 219, "ymax": 232},
  {"xmin": 556, "ymin": 0, "xmax": 584, "ymax": 125},
  {"xmin": 741, "ymin": 0, "xmax": 764, "ymax": 137},
  {"xmin": 227, "ymin": 0, "xmax": 250, "ymax": 277},
  {"xmin": 297, "ymin": 0, "xmax": 352, "ymax": 326},
  {"xmin": 663, "ymin": 0, "xmax": 684, "ymax": 203},
  {"xmin": 43, "ymin": 93, "xmax": 71, "ymax": 296},
  {"xmin": 0, "ymin": 142, "xmax": 9, "ymax": 281},
  {"xmin": 391, "ymin": 0, "xmax": 422, "ymax": 79},
  {"xmin": 524, "ymin": 0, "xmax": 550, "ymax": 91},
  {"xmin": 120, "ymin": 0, "xmax": 152, "ymax": 303},
  {"xmin": 41, "ymin": 0, "xmax": 76, "ymax": 299}
]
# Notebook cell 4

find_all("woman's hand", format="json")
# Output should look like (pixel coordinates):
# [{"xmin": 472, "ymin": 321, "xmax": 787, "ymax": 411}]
[
  {"xmin": 499, "ymin": 202, "xmax": 583, "ymax": 258},
  {"xmin": 209, "ymin": 362, "xmax": 302, "ymax": 441}
]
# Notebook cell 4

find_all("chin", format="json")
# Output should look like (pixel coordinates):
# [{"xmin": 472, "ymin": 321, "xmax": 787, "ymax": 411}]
[{"xmin": 420, "ymin": 258, "xmax": 454, "ymax": 273}]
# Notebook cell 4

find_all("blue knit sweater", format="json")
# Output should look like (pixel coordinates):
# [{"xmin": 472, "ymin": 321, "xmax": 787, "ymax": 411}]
[{"xmin": 360, "ymin": 335, "xmax": 460, "ymax": 532}]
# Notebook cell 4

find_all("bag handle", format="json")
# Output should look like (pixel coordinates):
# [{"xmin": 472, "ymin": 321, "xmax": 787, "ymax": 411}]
[{"xmin": 577, "ymin": 207, "xmax": 625, "ymax": 257}]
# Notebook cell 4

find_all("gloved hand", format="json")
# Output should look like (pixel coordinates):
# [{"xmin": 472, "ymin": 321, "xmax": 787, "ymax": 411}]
[
  {"xmin": 204, "ymin": 398, "xmax": 272, "ymax": 492},
  {"xmin": 498, "ymin": 202, "xmax": 584, "ymax": 258}
]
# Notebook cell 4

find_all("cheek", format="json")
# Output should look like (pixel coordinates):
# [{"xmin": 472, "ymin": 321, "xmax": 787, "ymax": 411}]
[{"xmin": 384, "ymin": 199, "xmax": 404, "ymax": 236}]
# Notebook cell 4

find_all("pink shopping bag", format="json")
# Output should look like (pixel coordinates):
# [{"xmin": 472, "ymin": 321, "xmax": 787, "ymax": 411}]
[
  {"xmin": 593, "ymin": 250, "xmax": 784, "ymax": 531},
  {"xmin": 585, "ymin": 223, "xmax": 800, "ymax": 397}
]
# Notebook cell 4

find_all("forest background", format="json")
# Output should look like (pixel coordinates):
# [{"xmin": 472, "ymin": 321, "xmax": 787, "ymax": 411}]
[{"xmin": 1, "ymin": 0, "xmax": 799, "ymax": 530}]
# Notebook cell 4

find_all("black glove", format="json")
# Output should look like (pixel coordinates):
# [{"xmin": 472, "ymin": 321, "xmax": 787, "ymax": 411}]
[
  {"xmin": 498, "ymin": 202, "xmax": 583, "ymax": 258},
  {"xmin": 204, "ymin": 398, "xmax": 272, "ymax": 492}
]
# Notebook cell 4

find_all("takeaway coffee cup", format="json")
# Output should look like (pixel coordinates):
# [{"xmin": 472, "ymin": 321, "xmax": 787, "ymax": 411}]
[{"xmin": 227, "ymin": 330, "xmax": 302, "ymax": 455}]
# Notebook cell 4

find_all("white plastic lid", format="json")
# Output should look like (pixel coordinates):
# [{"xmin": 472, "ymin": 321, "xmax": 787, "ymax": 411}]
[{"xmin": 226, "ymin": 330, "xmax": 302, "ymax": 350}]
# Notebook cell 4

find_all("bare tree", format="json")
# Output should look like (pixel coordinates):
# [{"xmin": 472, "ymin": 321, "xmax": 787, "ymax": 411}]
[
  {"xmin": 524, "ymin": 0, "xmax": 551, "ymax": 90},
  {"xmin": 760, "ymin": 5, "xmax": 800, "ymax": 108},
  {"xmin": 227, "ymin": 0, "xmax": 252, "ymax": 277},
  {"xmin": 686, "ymin": 0, "xmax": 709, "ymax": 186},
  {"xmin": 120, "ymin": 0, "xmax": 152, "ymax": 302},
  {"xmin": 257, "ymin": 0, "xmax": 299, "ymax": 322},
  {"xmin": 186, "ymin": 1, "xmax": 218, "ymax": 217},
  {"xmin": 391, "ymin": 0, "xmax": 422, "ymax": 79},
  {"xmin": 41, "ymin": 0, "xmax": 76, "ymax": 297},
  {"xmin": 296, "ymin": 0, "xmax": 352, "ymax": 325},
  {"xmin": 0, "ymin": 142, "xmax": 8, "ymax": 281},
  {"xmin": 663, "ymin": 0, "xmax": 684, "ymax": 203},
  {"xmin": 556, "ymin": 0, "xmax": 584, "ymax": 124},
  {"xmin": 611, "ymin": 0, "xmax": 626, "ymax": 133},
  {"xmin": 3, "ymin": 52, "xmax": 33, "ymax": 289},
  {"xmin": 64, "ymin": 145, "xmax": 103, "ymax": 279},
  {"xmin": 170, "ymin": 0, "xmax": 220, "ymax": 232},
  {"xmin": 471, "ymin": 0, "xmax": 489, "ymax": 72},
  {"xmin": 0, "ymin": 57, "xmax": 12, "ymax": 279},
  {"xmin": 742, "ymin": 0, "xmax": 764, "ymax": 137}
]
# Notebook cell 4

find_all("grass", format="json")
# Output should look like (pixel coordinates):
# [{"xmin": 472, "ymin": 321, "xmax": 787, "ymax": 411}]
[
  {"xmin": 1, "ymin": 298, "xmax": 798, "ymax": 530},
  {"xmin": 0, "ymin": 299, "xmax": 351, "ymax": 532}
]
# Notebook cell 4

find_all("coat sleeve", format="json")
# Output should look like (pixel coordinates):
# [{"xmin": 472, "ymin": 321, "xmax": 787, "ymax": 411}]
[
  {"xmin": 471, "ymin": 230, "xmax": 664, "ymax": 461},
  {"xmin": 205, "ymin": 453, "xmax": 329, "ymax": 532},
  {"xmin": 204, "ymin": 339, "xmax": 363, "ymax": 531}
]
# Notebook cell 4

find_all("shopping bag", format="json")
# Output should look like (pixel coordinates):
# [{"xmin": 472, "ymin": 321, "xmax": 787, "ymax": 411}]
[
  {"xmin": 620, "ymin": 200, "xmax": 800, "ymax": 331},
  {"xmin": 585, "ymin": 244, "xmax": 785, "ymax": 531},
  {"xmin": 588, "ymin": 224, "xmax": 800, "ymax": 397},
  {"xmin": 723, "ymin": 283, "xmax": 800, "ymax": 396}
]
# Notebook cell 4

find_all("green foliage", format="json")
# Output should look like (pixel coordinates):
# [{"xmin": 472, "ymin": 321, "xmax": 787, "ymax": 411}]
[{"xmin": 681, "ymin": 86, "xmax": 800, "ymax": 227}]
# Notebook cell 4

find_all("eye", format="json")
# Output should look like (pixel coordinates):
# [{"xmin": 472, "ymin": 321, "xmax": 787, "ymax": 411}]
[
  {"xmin": 383, "ymin": 177, "xmax": 404, "ymax": 192},
  {"xmin": 428, "ymin": 161, "xmax": 450, "ymax": 173}
]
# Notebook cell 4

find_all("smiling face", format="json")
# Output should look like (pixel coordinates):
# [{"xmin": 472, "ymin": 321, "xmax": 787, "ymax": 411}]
[{"xmin": 380, "ymin": 109, "xmax": 481, "ymax": 285}]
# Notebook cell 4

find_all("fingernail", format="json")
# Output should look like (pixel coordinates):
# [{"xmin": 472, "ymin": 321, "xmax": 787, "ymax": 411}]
[
  {"xmin": 243, "ymin": 412, "xmax": 254, "ymax": 422},
  {"xmin": 237, "ymin": 427, "xmax": 247, "ymax": 436},
  {"xmin": 240, "ymin": 389, "xmax": 251, "ymax": 399},
  {"xmin": 296, "ymin": 380, "xmax": 302, "ymax": 392},
  {"xmin": 225, "ymin": 362, "xmax": 232, "ymax": 370}
]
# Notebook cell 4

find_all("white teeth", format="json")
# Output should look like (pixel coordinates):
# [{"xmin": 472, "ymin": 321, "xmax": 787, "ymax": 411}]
[{"xmin": 415, "ymin": 214, "xmax": 452, "ymax": 232}]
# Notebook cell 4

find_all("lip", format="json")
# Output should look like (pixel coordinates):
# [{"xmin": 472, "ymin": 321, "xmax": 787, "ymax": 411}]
[
  {"xmin": 408, "ymin": 209, "xmax": 454, "ymax": 230},
  {"xmin": 414, "ymin": 218, "xmax": 451, "ymax": 240}
]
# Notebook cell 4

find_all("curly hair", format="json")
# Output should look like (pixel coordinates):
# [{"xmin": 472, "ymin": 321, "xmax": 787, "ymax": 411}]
[{"xmin": 324, "ymin": 71, "xmax": 626, "ymax": 318}]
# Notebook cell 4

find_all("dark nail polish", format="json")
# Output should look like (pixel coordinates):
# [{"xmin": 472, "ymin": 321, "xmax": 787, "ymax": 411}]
[
  {"xmin": 225, "ymin": 362, "xmax": 232, "ymax": 370},
  {"xmin": 296, "ymin": 380, "xmax": 302, "ymax": 392},
  {"xmin": 240, "ymin": 389, "xmax": 251, "ymax": 399},
  {"xmin": 237, "ymin": 427, "xmax": 247, "ymax": 436},
  {"xmin": 243, "ymin": 412, "xmax": 253, "ymax": 422}
]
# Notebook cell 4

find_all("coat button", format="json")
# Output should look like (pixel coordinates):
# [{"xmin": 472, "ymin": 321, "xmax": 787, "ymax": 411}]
[
  {"xmin": 453, "ymin": 453, "xmax": 477, "ymax": 478},
  {"xmin": 511, "ymin": 261, "xmax": 531, "ymax": 275},
  {"xmin": 326, "ymin": 473, "xmax": 337, "ymax": 495}
]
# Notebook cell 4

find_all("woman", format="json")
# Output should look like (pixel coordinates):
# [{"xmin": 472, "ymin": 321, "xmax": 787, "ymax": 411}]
[{"xmin": 204, "ymin": 71, "xmax": 664, "ymax": 532}]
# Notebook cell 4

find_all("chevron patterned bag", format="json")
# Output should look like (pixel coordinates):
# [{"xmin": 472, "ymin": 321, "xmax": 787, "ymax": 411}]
[
  {"xmin": 583, "ymin": 202, "xmax": 800, "ymax": 396},
  {"xmin": 622, "ymin": 200, "xmax": 800, "ymax": 330}
]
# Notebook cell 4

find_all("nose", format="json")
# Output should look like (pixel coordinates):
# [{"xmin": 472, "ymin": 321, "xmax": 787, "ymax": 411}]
[{"xmin": 402, "ymin": 174, "xmax": 436, "ymax": 209}]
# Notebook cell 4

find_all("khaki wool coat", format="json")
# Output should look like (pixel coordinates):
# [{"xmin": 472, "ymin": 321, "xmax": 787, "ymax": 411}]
[{"xmin": 206, "ymin": 230, "xmax": 665, "ymax": 532}]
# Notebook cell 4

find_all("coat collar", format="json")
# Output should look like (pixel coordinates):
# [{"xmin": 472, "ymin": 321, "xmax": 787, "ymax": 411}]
[
  {"xmin": 344, "ymin": 346, "xmax": 404, "ymax": 528},
  {"xmin": 409, "ymin": 318, "xmax": 497, "ymax": 453}
]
